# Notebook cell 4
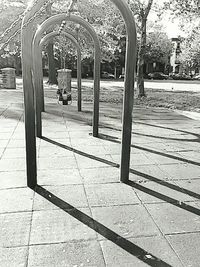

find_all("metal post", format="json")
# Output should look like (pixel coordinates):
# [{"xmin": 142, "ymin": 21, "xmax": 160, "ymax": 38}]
[
  {"xmin": 21, "ymin": 6, "xmax": 39, "ymax": 189},
  {"xmin": 32, "ymin": 14, "xmax": 101, "ymax": 137},
  {"xmin": 32, "ymin": 46, "xmax": 43, "ymax": 138},
  {"xmin": 76, "ymin": 26, "xmax": 82, "ymax": 111}
]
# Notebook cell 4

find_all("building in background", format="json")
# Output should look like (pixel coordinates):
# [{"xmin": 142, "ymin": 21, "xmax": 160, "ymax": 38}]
[{"xmin": 170, "ymin": 37, "xmax": 181, "ymax": 73}]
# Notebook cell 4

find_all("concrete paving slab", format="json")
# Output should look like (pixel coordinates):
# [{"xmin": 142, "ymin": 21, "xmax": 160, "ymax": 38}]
[
  {"xmin": 28, "ymin": 241, "xmax": 105, "ymax": 267},
  {"xmin": 175, "ymin": 179, "xmax": 200, "ymax": 197},
  {"xmin": 91, "ymin": 205, "xmax": 160, "ymax": 240},
  {"xmin": 39, "ymin": 138, "xmax": 71, "ymax": 147},
  {"xmin": 103, "ymin": 143, "xmax": 121, "ymax": 155},
  {"xmin": 177, "ymin": 150, "xmax": 200, "ymax": 163},
  {"xmin": 0, "ymin": 139, "xmax": 9, "ymax": 148},
  {"xmin": 6, "ymin": 139, "xmax": 25, "ymax": 148},
  {"xmin": 37, "ymin": 156, "xmax": 78, "ymax": 170},
  {"xmin": 75, "ymin": 154, "xmax": 113, "ymax": 169},
  {"xmin": 42, "ymin": 125, "xmax": 68, "ymax": 132},
  {"xmin": 0, "ymin": 212, "xmax": 32, "ymax": 247},
  {"xmin": 71, "ymin": 144, "xmax": 108, "ymax": 156},
  {"xmin": 0, "ymin": 132, "xmax": 13, "ymax": 140},
  {"xmin": 166, "ymin": 232, "xmax": 200, "ymax": 267},
  {"xmin": 145, "ymin": 153, "xmax": 184, "ymax": 165},
  {"xmin": 129, "ymin": 165, "xmax": 169, "ymax": 182},
  {"xmin": 33, "ymin": 185, "xmax": 88, "ymax": 211},
  {"xmin": 0, "ymin": 188, "xmax": 33, "ymax": 213},
  {"xmin": 80, "ymin": 167, "xmax": 119, "ymax": 184},
  {"xmin": 30, "ymin": 209, "xmax": 97, "ymax": 245},
  {"xmin": 165, "ymin": 141, "xmax": 200, "ymax": 152},
  {"xmin": 38, "ymin": 145, "xmax": 74, "ymax": 158},
  {"xmin": 11, "ymin": 132, "xmax": 26, "ymax": 140},
  {"xmin": 100, "ymin": 235, "xmax": 182, "ymax": 267},
  {"xmin": 1, "ymin": 85, "xmax": 200, "ymax": 266},
  {"xmin": 133, "ymin": 181, "xmax": 195, "ymax": 204},
  {"xmin": 41, "ymin": 131, "xmax": 70, "ymax": 139},
  {"xmin": 42, "ymin": 138, "xmax": 72, "ymax": 146},
  {"xmin": 112, "ymin": 154, "xmax": 155, "ymax": 166},
  {"xmin": 38, "ymin": 169, "xmax": 83, "ymax": 185},
  {"xmin": 85, "ymin": 183, "xmax": 140, "ymax": 207},
  {"xmin": 0, "ymin": 246, "xmax": 28, "ymax": 267},
  {"xmin": 158, "ymin": 164, "xmax": 200, "ymax": 180},
  {"xmin": 70, "ymin": 137, "xmax": 104, "ymax": 147},
  {"xmin": 2, "ymin": 147, "xmax": 26, "ymax": 158},
  {"xmin": 0, "ymin": 158, "xmax": 26, "ymax": 171},
  {"xmin": 0, "ymin": 171, "xmax": 26, "ymax": 189},
  {"xmin": 145, "ymin": 202, "xmax": 200, "ymax": 234}
]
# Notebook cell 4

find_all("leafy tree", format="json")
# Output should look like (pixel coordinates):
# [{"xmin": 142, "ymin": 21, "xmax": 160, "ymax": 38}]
[
  {"xmin": 145, "ymin": 30, "xmax": 172, "ymax": 68},
  {"xmin": 162, "ymin": 0, "xmax": 200, "ymax": 73},
  {"xmin": 177, "ymin": 24, "xmax": 200, "ymax": 73},
  {"xmin": 130, "ymin": 0, "xmax": 154, "ymax": 97}
]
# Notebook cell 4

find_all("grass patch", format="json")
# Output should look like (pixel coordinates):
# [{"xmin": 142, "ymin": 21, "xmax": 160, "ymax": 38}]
[
  {"xmin": 135, "ymin": 89, "xmax": 200, "ymax": 112},
  {"xmin": 44, "ymin": 85, "xmax": 200, "ymax": 113}
]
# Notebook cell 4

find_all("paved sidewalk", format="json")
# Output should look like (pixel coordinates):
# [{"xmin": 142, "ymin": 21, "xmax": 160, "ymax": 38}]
[{"xmin": 0, "ymin": 87, "xmax": 200, "ymax": 267}]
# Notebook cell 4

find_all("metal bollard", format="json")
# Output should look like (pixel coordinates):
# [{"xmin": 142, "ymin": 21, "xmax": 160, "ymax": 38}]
[{"xmin": 1, "ymin": 68, "xmax": 16, "ymax": 89}]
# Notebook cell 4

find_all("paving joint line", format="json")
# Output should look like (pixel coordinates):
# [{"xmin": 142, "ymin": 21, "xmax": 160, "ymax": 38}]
[{"xmin": 134, "ymin": 190, "xmax": 185, "ymax": 267}]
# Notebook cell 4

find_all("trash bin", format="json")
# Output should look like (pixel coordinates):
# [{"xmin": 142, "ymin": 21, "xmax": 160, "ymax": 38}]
[
  {"xmin": 1, "ymin": 68, "xmax": 16, "ymax": 89},
  {"xmin": 57, "ymin": 69, "xmax": 72, "ymax": 105}
]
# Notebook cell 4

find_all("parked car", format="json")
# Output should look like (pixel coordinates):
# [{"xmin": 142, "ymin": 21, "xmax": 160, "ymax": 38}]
[
  {"xmin": 101, "ymin": 71, "xmax": 115, "ymax": 79},
  {"xmin": 119, "ymin": 74, "xmax": 124, "ymax": 79},
  {"xmin": 192, "ymin": 74, "xmax": 200, "ymax": 80},
  {"xmin": 148, "ymin": 72, "xmax": 168, "ymax": 80},
  {"xmin": 169, "ymin": 73, "xmax": 191, "ymax": 80}
]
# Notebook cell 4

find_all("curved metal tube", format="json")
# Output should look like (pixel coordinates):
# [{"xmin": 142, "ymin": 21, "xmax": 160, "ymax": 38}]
[
  {"xmin": 110, "ymin": 0, "xmax": 137, "ymax": 182},
  {"xmin": 32, "ymin": 31, "xmax": 82, "ymax": 137},
  {"xmin": 40, "ymin": 32, "xmax": 82, "ymax": 113},
  {"xmin": 33, "ymin": 14, "xmax": 101, "ymax": 138},
  {"xmin": 39, "ymin": 29, "xmax": 82, "ymax": 113},
  {"xmin": 22, "ymin": 0, "xmax": 136, "ymax": 188}
]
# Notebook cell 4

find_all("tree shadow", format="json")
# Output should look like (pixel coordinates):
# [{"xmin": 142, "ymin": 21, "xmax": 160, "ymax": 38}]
[
  {"xmin": 100, "ymin": 124, "xmax": 200, "ymax": 143},
  {"xmin": 41, "ymin": 136, "xmax": 200, "ymax": 216},
  {"xmin": 136, "ymin": 121, "xmax": 200, "ymax": 140},
  {"xmin": 35, "ymin": 185, "xmax": 172, "ymax": 267}
]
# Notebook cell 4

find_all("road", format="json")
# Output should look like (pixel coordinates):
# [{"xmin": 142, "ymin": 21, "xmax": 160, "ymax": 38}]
[
  {"xmin": 71, "ymin": 78, "xmax": 200, "ymax": 92},
  {"xmin": 15, "ymin": 77, "xmax": 200, "ymax": 92}
]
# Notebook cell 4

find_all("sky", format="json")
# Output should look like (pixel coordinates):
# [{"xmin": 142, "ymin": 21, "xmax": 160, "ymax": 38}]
[
  {"xmin": 164, "ymin": 20, "xmax": 185, "ymax": 38},
  {"xmin": 148, "ymin": 8, "xmax": 186, "ymax": 39}
]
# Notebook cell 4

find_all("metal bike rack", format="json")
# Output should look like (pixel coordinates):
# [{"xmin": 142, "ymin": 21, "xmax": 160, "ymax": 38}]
[{"xmin": 21, "ymin": 0, "xmax": 136, "ymax": 189}]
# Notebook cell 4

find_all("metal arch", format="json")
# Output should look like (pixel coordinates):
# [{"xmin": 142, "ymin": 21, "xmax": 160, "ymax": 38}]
[
  {"xmin": 39, "ymin": 28, "xmax": 82, "ymax": 113},
  {"xmin": 41, "ymin": 31, "xmax": 82, "ymax": 112},
  {"xmin": 109, "ymin": 0, "xmax": 137, "ymax": 183},
  {"xmin": 32, "ymin": 31, "xmax": 82, "ymax": 137},
  {"xmin": 41, "ymin": 28, "xmax": 91, "ymax": 113},
  {"xmin": 33, "ymin": 14, "xmax": 101, "ymax": 138},
  {"xmin": 21, "ymin": 0, "xmax": 136, "ymax": 189},
  {"xmin": 41, "ymin": 29, "xmax": 82, "ymax": 111}
]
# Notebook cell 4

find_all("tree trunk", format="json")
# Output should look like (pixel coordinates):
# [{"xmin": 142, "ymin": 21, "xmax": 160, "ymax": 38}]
[
  {"xmin": 46, "ymin": 42, "xmax": 57, "ymax": 84},
  {"xmin": 137, "ymin": 0, "xmax": 154, "ymax": 97},
  {"xmin": 114, "ymin": 64, "xmax": 117, "ymax": 79},
  {"xmin": 137, "ymin": 18, "xmax": 147, "ymax": 97},
  {"xmin": 14, "ymin": 54, "xmax": 20, "ymax": 76}
]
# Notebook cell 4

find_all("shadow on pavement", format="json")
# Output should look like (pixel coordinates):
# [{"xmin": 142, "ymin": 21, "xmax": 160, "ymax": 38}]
[
  {"xmin": 41, "ymin": 136, "xmax": 200, "ymax": 217},
  {"xmin": 98, "ymin": 133, "xmax": 200, "ymax": 167},
  {"xmin": 35, "ymin": 185, "xmax": 172, "ymax": 267}
]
